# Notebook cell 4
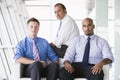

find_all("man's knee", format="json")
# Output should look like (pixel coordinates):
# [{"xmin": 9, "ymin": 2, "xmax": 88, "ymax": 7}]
[
  {"xmin": 59, "ymin": 67, "xmax": 67, "ymax": 76},
  {"xmin": 32, "ymin": 61, "xmax": 42, "ymax": 69},
  {"xmin": 48, "ymin": 62, "xmax": 58, "ymax": 69},
  {"xmin": 86, "ymin": 69, "xmax": 104, "ymax": 80},
  {"xmin": 59, "ymin": 67, "xmax": 74, "ymax": 80}
]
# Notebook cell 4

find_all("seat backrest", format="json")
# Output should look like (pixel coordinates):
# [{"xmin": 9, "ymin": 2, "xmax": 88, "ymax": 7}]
[{"xmin": 103, "ymin": 64, "xmax": 110, "ymax": 80}]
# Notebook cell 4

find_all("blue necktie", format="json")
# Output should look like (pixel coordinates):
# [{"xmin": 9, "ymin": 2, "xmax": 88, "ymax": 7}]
[
  {"xmin": 56, "ymin": 21, "xmax": 62, "ymax": 37},
  {"xmin": 82, "ymin": 37, "xmax": 90, "ymax": 66}
]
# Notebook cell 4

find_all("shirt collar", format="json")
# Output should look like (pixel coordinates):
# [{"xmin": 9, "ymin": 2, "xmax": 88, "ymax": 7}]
[
  {"xmin": 60, "ymin": 14, "xmax": 67, "ymax": 22},
  {"xmin": 27, "ymin": 36, "xmax": 37, "ymax": 42},
  {"xmin": 84, "ymin": 34, "xmax": 95, "ymax": 40}
]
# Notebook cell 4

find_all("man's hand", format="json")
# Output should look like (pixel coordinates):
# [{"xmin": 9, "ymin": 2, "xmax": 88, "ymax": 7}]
[
  {"xmin": 64, "ymin": 61, "xmax": 75, "ymax": 73},
  {"xmin": 91, "ymin": 62, "xmax": 103, "ymax": 75},
  {"xmin": 54, "ymin": 60, "xmax": 59, "ymax": 65},
  {"xmin": 91, "ymin": 58, "xmax": 112, "ymax": 75},
  {"xmin": 50, "ymin": 42, "xmax": 55, "ymax": 47},
  {"xmin": 39, "ymin": 61, "xmax": 47, "ymax": 68}
]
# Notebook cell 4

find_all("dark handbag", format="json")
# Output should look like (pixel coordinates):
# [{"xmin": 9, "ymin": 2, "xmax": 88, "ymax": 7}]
[{"xmin": 50, "ymin": 44, "xmax": 68, "ymax": 58}]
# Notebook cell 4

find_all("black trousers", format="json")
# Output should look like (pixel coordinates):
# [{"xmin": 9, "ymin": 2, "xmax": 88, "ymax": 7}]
[
  {"xmin": 21, "ymin": 61, "xmax": 59, "ymax": 80},
  {"xmin": 59, "ymin": 62, "xmax": 104, "ymax": 80}
]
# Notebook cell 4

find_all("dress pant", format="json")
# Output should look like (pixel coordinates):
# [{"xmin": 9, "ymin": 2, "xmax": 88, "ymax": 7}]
[
  {"xmin": 21, "ymin": 61, "xmax": 59, "ymax": 80},
  {"xmin": 59, "ymin": 62, "xmax": 104, "ymax": 80}
]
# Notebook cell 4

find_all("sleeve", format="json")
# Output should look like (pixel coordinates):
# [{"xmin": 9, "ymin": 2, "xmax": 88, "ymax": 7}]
[
  {"xmin": 54, "ymin": 20, "xmax": 74, "ymax": 47},
  {"xmin": 14, "ymin": 42, "xmax": 25, "ymax": 61},
  {"xmin": 102, "ymin": 41, "xmax": 114, "ymax": 62},
  {"xmin": 63, "ymin": 37, "xmax": 78, "ymax": 63},
  {"xmin": 47, "ymin": 41, "xmax": 58, "ymax": 62}
]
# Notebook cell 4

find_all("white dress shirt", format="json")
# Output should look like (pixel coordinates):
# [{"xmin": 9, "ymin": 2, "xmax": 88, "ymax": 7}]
[
  {"xmin": 63, "ymin": 34, "xmax": 114, "ymax": 64},
  {"xmin": 54, "ymin": 14, "xmax": 79, "ymax": 48}
]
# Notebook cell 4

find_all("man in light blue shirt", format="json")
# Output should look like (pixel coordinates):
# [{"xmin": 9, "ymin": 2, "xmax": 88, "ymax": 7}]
[
  {"xmin": 14, "ymin": 17, "xmax": 59, "ymax": 80},
  {"xmin": 59, "ymin": 18, "xmax": 114, "ymax": 80}
]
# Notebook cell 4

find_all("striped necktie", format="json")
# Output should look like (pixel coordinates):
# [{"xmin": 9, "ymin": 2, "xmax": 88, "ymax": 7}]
[
  {"xmin": 33, "ymin": 40, "xmax": 40, "ymax": 60},
  {"xmin": 82, "ymin": 37, "xmax": 90, "ymax": 66}
]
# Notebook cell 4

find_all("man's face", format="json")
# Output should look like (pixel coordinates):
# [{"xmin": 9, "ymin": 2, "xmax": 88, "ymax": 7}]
[
  {"xmin": 82, "ymin": 19, "xmax": 94, "ymax": 36},
  {"xmin": 27, "ymin": 21, "xmax": 39, "ymax": 38},
  {"xmin": 54, "ymin": 5, "xmax": 66, "ymax": 20}
]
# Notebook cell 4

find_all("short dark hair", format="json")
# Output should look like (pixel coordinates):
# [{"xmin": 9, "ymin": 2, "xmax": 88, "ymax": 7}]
[
  {"xmin": 54, "ymin": 3, "xmax": 66, "ymax": 11},
  {"xmin": 27, "ymin": 17, "xmax": 40, "ymax": 25}
]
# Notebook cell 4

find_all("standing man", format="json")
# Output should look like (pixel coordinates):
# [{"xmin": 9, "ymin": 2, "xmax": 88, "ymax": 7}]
[
  {"xmin": 59, "ymin": 18, "xmax": 114, "ymax": 80},
  {"xmin": 50, "ymin": 3, "xmax": 80, "ymax": 58},
  {"xmin": 14, "ymin": 17, "xmax": 59, "ymax": 80}
]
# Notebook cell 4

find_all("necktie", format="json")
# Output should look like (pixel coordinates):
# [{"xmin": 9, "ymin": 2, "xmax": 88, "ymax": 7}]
[
  {"xmin": 33, "ymin": 40, "xmax": 40, "ymax": 60},
  {"xmin": 56, "ymin": 21, "xmax": 62, "ymax": 37},
  {"xmin": 82, "ymin": 37, "xmax": 90, "ymax": 66}
]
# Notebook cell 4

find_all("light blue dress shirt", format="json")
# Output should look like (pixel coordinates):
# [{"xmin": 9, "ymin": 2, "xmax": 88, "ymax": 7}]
[
  {"xmin": 14, "ymin": 37, "xmax": 58, "ymax": 62},
  {"xmin": 63, "ymin": 34, "xmax": 114, "ymax": 64}
]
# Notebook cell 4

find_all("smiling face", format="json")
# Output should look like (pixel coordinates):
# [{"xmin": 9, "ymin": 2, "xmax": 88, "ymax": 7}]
[
  {"xmin": 54, "ymin": 4, "xmax": 66, "ymax": 20},
  {"xmin": 82, "ymin": 18, "xmax": 95, "ymax": 36},
  {"xmin": 27, "ymin": 21, "xmax": 39, "ymax": 39}
]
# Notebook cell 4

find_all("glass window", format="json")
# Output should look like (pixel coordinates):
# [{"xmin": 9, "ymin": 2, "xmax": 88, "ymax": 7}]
[
  {"xmin": 0, "ymin": 7, "xmax": 11, "ymax": 46},
  {"xmin": 25, "ymin": 0, "xmax": 50, "ymax": 6},
  {"xmin": 38, "ymin": 21, "xmax": 51, "ymax": 42},
  {"xmin": 26, "ymin": 6, "xmax": 51, "ymax": 19},
  {"xmin": 0, "ymin": 0, "xmax": 30, "ymax": 79},
  {"xmin": 0, "ymin": 52, "xmax": 7, "ymax": 79},
  {"xmin": 8, "ymin": 7, "xmax": 25, "ymax": 41},
  {"xmin": 1, "ymin": 6, "xmax": 18, "ymax": 45}
]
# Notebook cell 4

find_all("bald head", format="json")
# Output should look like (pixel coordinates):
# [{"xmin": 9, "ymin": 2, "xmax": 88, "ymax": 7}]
[
  {"xmin": 82, "ymin": 18, "xmax": 95, "ymax": 36},
  {"xmin": 82, "ymin": 18, "xmax": 94, "ymax": 25}
]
